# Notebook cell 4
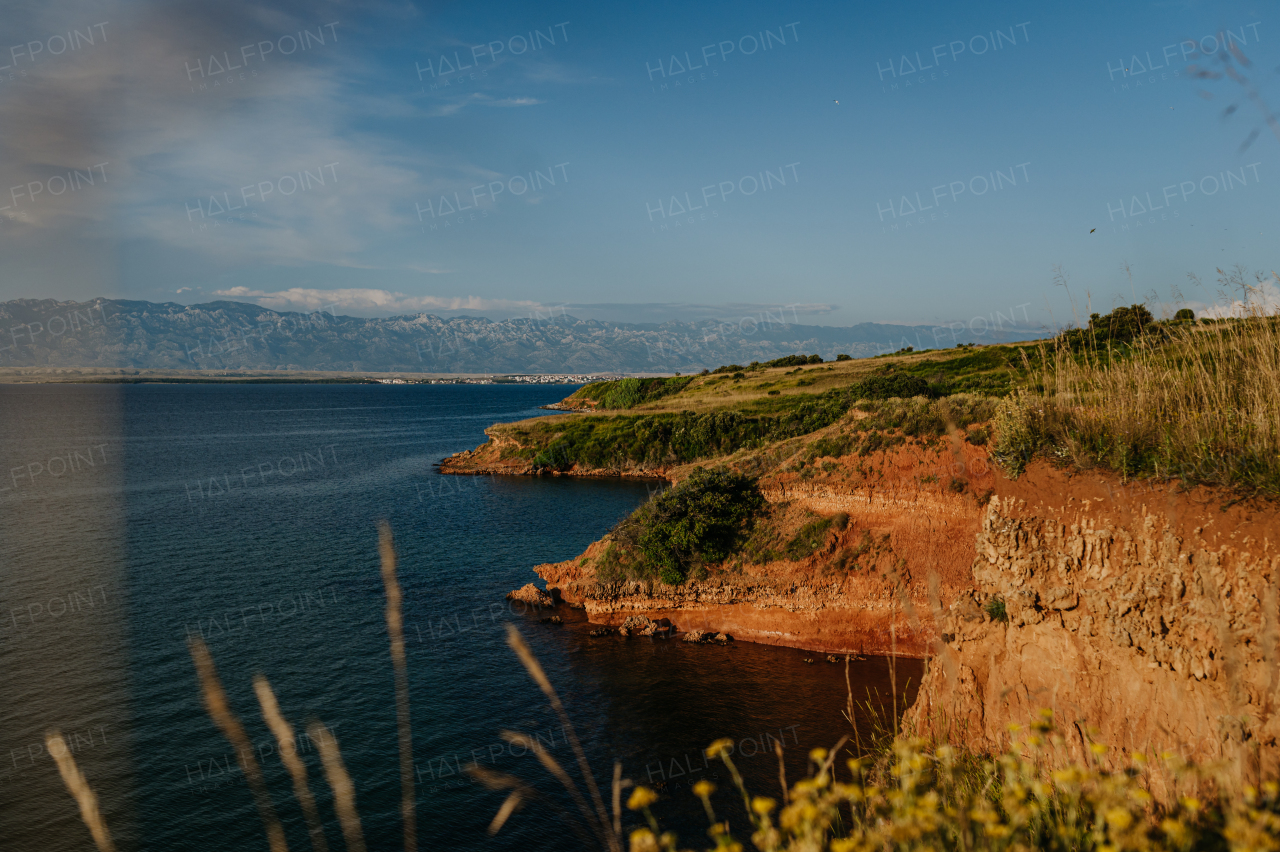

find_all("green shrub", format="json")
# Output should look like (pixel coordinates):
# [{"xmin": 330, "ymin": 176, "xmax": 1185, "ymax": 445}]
[
  {"xmin": 1057, "ymin": 304, "xmax": 1155, "ymax": 351},
  {"xmin": 624, "ymin": 468, "xmax": 765, "ymax": 584},
  {"xmin": 807, "ymin": 434, "xmax": 854, "ymax": 460},
  {"xmin": 851, "ymin": 373, "xmax": 936, "ymax": 400},
  {"xmin": 985, "ymin": 596, "xmax": 1008, "ymax": 622},
  {"xmin": 570, "ymin": 376, "xmax": 694, "ymax": 409},
  {"xmin": 835, "ymin": 353, "xmax": 852, "ymax": 361},
  {"xmin": 990, "ymin": 390, "xmax": 1038, "ymax": 478},
  {"xmin": 785, "ymin": 515, "xmax": 837, "ymax": 560}
]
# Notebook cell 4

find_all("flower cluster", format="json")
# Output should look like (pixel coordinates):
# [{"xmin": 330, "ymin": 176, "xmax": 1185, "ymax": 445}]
[{"xmin": 627, "ymin": 711, "xmax": 1280, "ymax": 852}]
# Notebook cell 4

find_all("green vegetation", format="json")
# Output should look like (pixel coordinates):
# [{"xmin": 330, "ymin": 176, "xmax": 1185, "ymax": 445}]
[
  {"xmin": 992, "ymin": 308, "xmax": 1280, "ymax": 496},
  {"xmin": 985, "ymin": 596, "xmax": 1008, "ymax": 622},
  {"xmin": 895, "ymin": 345, "xmax": 1028, "ymax": 396},
  {"xmin": 707, "ymin": 353, "xmax": 825, "ymax": 374},
  {"xmin": 1057, "ymin": 304, "xmax": 1155, "ymax": 351},
  {"xmin": 784, "ymin": 512, "xmax": 848, "ymax": 560},
  {"xmin": 620, "ymin": 713, "xmax": 1280, "ymax": 852},
  {"xmin": 568, "ymin": 376, "xmax": 695, "ymax": 409},
  {"xmin": 749, "ymin": 353, "xmax": 824, "ymax": 369},
  {"xmin": 604, "ymin": 467, "xmax": 765, "ymax": 584},
  {"xmin": 850, "ymin": 372, "xmax": 936, "ymax": 400},
  {"xmin": 511, "ymin": 389, "xmax": 998, "ymax": 473}
]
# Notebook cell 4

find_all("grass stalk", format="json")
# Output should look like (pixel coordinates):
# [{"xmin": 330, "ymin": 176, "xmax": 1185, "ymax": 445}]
[
  {"xmin": 190, "ymin": 637, "xmax": 289, "ymax": 852},
  {"xmin": 45, "ymin": 730, "xmax": 116, "ymax": 852},
  {"xmin": 308, "ymin": 722, "xmax": 366, "ymax": 852},
  {"xmin": 378, "ymin": 521, "xmax": 416, "ymax": 852},
  {"xmin": 253, "ymin": 675, "xmax": 330, "ymax": 852}
]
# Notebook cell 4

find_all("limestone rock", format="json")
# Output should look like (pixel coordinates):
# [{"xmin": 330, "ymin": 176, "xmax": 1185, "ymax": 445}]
[{"xmin": 507, "ymin": 583, "xmax": 555, "ymax": 607}]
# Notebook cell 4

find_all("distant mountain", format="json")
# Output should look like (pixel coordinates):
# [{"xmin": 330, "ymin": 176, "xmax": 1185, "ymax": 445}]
[{"xmin": 0, "ymin": 298, "xmax": 1045, "ymax": 374}]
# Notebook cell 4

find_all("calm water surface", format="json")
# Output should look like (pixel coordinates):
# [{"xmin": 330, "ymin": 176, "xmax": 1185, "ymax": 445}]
[{"xmin": 0, "ymin": 384, "xmax": 916, "ymax": 851}]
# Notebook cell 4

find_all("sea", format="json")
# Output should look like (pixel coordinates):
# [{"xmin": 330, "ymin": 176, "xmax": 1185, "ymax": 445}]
[{"xmin": 0, "ymin": 383, "xmax": 917, "ymax": 851}]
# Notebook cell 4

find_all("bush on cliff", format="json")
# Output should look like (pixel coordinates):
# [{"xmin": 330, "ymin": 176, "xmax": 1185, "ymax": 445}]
[
  {"xmin": 610, "ymin": 467, "xmax": 764, "ymax": 584},
  {"xmin": 783, "ymin": 512, "xmax": 848, "ymax": 561},
  {"xmin": 992, "ymin": 283, "xmax": 1280, "ymax": 496}
]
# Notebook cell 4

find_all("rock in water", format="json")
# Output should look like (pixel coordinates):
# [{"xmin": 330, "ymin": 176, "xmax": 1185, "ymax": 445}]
[{"xmin": 506, "ymin": 583, "xmax": 554, "ymax": 607}]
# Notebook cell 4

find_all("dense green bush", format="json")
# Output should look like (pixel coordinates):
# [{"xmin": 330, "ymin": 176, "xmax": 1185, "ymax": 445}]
[
  {"xmin": 570, "ymin": 376, "xmax": 694, "ymax": 409},
  {"xmin": 1057, "ymin": 304, "xmax": 1155, "ymax": 351},
  {"xmin": 613, "ymin": 468, "xmax": 765, "ymax": 584},
  {"xmin": 711, "ymin": 353, "xmax": 823, "ymax": 374},
  {"xmin": 850, "ymin": 372, "xmax": 936, "ymax": 400}
]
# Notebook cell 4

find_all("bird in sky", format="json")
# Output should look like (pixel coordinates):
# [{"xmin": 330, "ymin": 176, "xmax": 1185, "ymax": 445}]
[
  {"xmin": 1090, "ymin": 228, "xmax": 1096, "ymax": 233},
  {"xmin": 833, "ymin": 99, "xmax": 839, "ymax": 104}
]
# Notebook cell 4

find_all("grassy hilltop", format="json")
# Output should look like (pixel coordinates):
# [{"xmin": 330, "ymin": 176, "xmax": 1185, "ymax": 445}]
[{"xmin": 473, "ymin": 302, "xmax": 1280, "ymax": 499}]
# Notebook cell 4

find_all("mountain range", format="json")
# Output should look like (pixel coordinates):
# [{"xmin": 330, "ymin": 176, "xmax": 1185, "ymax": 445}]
[{"xmin": 0, "ymin": 298, "xmax": 1046, "ymax": 374}]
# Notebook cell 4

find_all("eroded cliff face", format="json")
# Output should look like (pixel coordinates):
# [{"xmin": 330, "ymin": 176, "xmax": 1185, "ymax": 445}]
[
  {"xmin": 534, "ymin": 435, "xmax": 997, "ymax": 657},
  {"xmin": 906, "ymin": 461, "xmax": 1280, "ymax": 775}
]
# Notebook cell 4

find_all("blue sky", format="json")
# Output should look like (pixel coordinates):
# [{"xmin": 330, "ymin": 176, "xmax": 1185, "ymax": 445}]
[{"xmin": 0, "ymin": 0, "xmax": 1275, "ymax": 328}]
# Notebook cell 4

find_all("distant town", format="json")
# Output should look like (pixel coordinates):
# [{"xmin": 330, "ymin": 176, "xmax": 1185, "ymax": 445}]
[{"xmin": 374, "ymin": 374, "xmax": 620, "ymax": 385}]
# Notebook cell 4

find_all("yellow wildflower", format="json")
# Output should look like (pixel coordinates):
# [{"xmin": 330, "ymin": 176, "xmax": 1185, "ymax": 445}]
[
  {"xmin": 705, "ymin": 738, "xmax": 735, "ymax": 759},
  {"xmin": 629, "ymin": 827, "xmax": 658, "ymax": 852},
  {"xmin": 627, "ymin": 786, "xmax": 658, "ymax": 811}
]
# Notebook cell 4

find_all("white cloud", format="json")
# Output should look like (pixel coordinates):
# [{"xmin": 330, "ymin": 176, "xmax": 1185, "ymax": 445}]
[{"xmin": 213, "ymin": 286, "xmax": 547, "ymax": 316}]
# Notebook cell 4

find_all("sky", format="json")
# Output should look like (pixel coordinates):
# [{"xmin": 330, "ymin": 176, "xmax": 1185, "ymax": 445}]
[{"xmin": 0, "ymin": 0, "xmax": 1275, "ymax": 330}]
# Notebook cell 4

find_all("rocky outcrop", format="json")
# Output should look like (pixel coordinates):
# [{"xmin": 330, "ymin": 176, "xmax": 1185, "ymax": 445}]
[
  {"xmin": 906, "ymin": 461, "xmax": 1280, "ymax": 777},
  {"xmin": 506, "ymin": 583, "xmax": 557, "ymax": 607},
  {"xmin": 534, "ymin": 437, "xmax": 998, "ymax": 657}
]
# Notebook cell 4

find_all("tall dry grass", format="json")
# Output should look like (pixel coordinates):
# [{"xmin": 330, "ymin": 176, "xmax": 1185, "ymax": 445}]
[
  {"xmin": 997, "ymin": 307, "xmax": 1280, "ymax": 496},
  {"xmin": 45, "ymin": 730, "xmax": 117, "ymax": 852}
]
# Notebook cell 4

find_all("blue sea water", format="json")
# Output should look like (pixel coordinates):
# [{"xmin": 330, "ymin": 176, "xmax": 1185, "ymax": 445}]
[{"xmin": 0, "ymin": 383, "xmax": 915, "ymax": 851}]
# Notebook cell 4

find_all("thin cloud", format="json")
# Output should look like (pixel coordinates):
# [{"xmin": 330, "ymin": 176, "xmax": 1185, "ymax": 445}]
[{"xmin": 213, "ymin": 286, "xmax": 547, "ymax": 316}]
